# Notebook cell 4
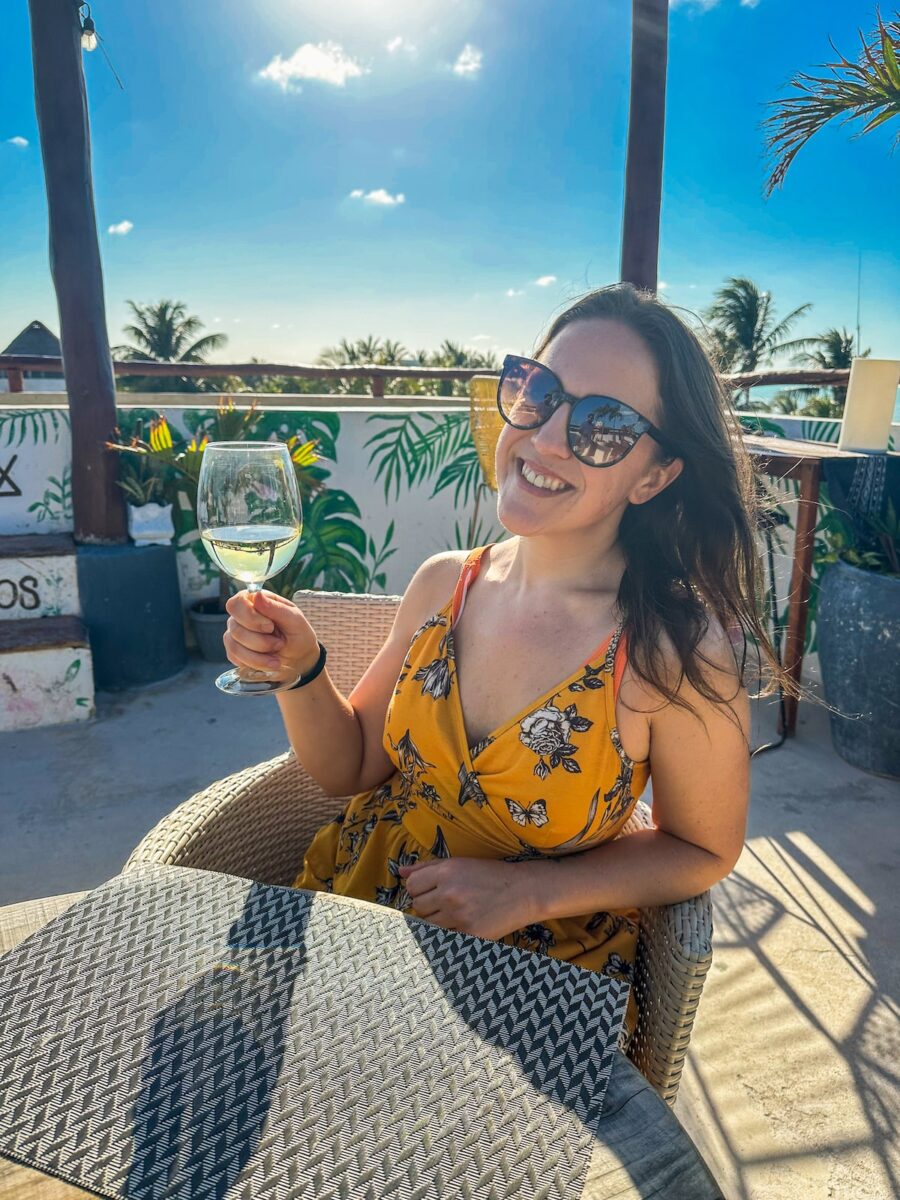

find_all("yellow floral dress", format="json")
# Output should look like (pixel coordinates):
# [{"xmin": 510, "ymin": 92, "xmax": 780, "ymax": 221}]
[{"xmin": 294, "ymin": 543, "xmax": 651, "ymax": 1032}]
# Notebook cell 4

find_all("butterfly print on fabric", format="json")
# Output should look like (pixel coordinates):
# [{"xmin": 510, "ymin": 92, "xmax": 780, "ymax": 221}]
[
  {"xmin": 457, "ymin": 762, "xmax": 489, "ymax": 808},
  {"xmin": 375, "ymin": 843, "xmax": 419, "ymax": 911},
  {"xmin": 519, "ymin": 701, "xmax": 593, "ymax": 780},
  {"xmin": 505, "ymin": 797, "xmax": 549, "ymax": 828}
]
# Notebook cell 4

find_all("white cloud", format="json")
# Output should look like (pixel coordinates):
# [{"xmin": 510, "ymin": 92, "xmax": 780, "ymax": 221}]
[
  {"xmin": 740, "ymin": 0, "xmax": 760, "ymax": 7},
  {"xmin": 658, "ymin": 280, "xmax": 670, "ymax": 291},
  {"xmin": 386, "ymin": 36, "xmax": 416, "ymax": 55},
  {"xmin": 349, "ymin": 187, "xmax": 405, "ymax": 206},
  {"xmin": 271, "ymin": 323, "xmax": 281, "ymax": 329},
  {"xmin": 534, "ymin": 275, "xmax": 557, "ymax": 287},
  {"xmin": 108, "ymin": 220, "xmax": 133, "ymax": 235},
  {"xmin": 213, "ymin": 317, "xmax": 222, "ymax": 323},
  {"xmin": 453, "ymin": 44, "xmax": 482, "ymax": 77},
  {"xmin": 471, "ymin": 334, "xmax": 493, "ymax": 342},
  {"xmin": 258, "ymin": 42, "xmax": 367, "ymax": 92},
  {"xmin": 7, "ymin": 136, "xmax": 28, "ymax": 148},
  {"xmin": 505, "ymin": 288, "xmax": 525, "ymax": 298},
  {"xmin": 669, "ymin": 0, "xmax": 720, "ymax": 10},
  {"xmin": 688, "ymin": 284, "xmax": 698, "ymax": 290}
]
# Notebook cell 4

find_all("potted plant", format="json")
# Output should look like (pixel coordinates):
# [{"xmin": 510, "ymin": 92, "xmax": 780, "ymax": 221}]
[
  {"xmin": 111, "ymin": 399, "xmax": 327, "ymax": 660},
  {"xmin": 108, "ymin": 417, "xmax": 177, "ymax": 546},
  {"xmin": 815, "ymin": 498, "xmax": 899, "ymax": 779}
]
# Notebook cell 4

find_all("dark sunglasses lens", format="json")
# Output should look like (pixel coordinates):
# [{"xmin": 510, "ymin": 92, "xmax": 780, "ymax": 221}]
[
  {"xmin": 569, "ymin": 398, "xmax": 642, "ymax": 465},
  {"xmin": 498, "ymin": 358, "xmax": 557, "ymax": 427}
]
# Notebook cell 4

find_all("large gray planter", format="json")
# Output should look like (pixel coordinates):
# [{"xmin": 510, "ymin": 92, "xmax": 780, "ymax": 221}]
[{"xmin": 817, "ymin": 559, "xmax": 900, "ymax": 779}]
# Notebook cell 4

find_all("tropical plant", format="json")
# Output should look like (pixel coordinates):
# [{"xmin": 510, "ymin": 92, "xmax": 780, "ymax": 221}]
[
  {"xmin": 114, "ymin": 300, "xmax": 228, "ymax": 392},
  {"xmin": 762, "ymin": 11, "xmax": 900, "ymax": 197},
  {"xmin": 817, "ymin": 497, "xmax": 900, "ymax": 576},
  {"xmin": 703, "ymin": 278, "xmax": 816, "ymax": 407}
]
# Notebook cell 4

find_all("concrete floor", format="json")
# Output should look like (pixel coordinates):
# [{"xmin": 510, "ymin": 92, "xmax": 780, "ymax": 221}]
[{"xmin": 1, "ymin": 653, "xmax": 897, "ymax": 1198}]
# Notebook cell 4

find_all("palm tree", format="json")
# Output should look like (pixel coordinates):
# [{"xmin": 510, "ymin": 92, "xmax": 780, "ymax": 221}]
[
  {"xmin": 783, "ymin": 326, "xmax": 872, "ymax": 415},
  {"xmin": 703, "ymin": 278, "xmax": 816, "ymax": 408},
  {"xmin": 762, "ymin": 12, "xmax": 900, "ymax": 197},
  {"xmin": 114, "ymin": 300, "xmax": 227, "ymax": 392}
]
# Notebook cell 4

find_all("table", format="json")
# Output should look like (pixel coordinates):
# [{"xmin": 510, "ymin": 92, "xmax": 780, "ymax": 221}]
[
  {"xmin": 743, "ymin": 435, "xmax": 896, "ymax": 735},
  {"xmin": 0, "ymin": 865, "xmax": 722, "ymax": 1200}
]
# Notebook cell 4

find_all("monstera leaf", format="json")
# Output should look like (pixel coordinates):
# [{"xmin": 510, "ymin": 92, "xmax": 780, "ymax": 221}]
[{"xmin": 277, "ymin": 488, "xmax": 369, "ymax": 595}]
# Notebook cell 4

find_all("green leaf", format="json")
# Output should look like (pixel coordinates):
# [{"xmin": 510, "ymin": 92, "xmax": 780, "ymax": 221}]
[{"xmin": 63, "ymin": 658, "xmax": 82, "ymax": 684}]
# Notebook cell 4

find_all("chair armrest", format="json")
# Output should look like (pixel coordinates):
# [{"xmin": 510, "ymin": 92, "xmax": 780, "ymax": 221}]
[
  {"xmin": 621, "ymin": 800, "xmax": 714, "ymax": 1105},
  {"xmin": 123, "ymin": 751, "xmax": 349, "ymax": 887}
]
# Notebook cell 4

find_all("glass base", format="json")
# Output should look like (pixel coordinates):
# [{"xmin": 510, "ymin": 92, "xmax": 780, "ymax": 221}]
[{"xmin": 214, "ymin": 666, "xmax": 299, "ymax": 696}]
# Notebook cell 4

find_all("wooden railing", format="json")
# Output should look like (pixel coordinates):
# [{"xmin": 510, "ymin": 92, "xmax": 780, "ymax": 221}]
[{"xmin": 0, "ymin": 354, "xmax": 851, "ymax": 397}]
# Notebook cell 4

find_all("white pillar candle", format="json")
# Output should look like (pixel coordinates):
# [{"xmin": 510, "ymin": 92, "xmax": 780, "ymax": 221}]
[{"xmin": 837, "ymin": 358, "xmax": 900, "ymax": 453}]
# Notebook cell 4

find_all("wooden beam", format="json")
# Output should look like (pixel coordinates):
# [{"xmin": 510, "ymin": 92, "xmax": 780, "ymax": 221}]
[
  {"xmin": 621, "ymin": 0, "xmax": 669, "ymax": 293},
  {"xmin": 28, "ymin": 0, "xmax": 125, "ymax": 544},
  {"xmin": 6, "ymin": 369, "xmax": 24, "ymax": 393}
]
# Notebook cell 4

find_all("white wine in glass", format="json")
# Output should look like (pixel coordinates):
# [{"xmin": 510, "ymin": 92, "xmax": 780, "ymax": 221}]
[{"xmin": 197, "ymin": 442, "xmax": 303, "ymax": 695}]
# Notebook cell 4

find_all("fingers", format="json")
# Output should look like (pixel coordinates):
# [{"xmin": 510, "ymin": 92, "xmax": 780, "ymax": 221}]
[
  {"xmin": 226, "ymin": 615, "xmax": 283, "ymax": 656},
  {"xmin": 223, "ymin": 627, "xmax": 283, "ymax": 671}
]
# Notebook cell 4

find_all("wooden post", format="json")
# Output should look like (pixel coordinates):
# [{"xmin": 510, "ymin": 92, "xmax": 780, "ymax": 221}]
[
  {"xmin": 28, "ymin": 0, "xmax": 126, "ymax": 543},
  {"xmin": 620, "ymin": 0, "xmax": 668, "ymax": 293},
  {"xmin": 7, "ymin": 369, "xmax": 24, "ymax": 393}
]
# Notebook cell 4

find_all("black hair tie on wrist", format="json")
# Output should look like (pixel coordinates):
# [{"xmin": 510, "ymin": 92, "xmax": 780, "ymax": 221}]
[{"xmin": 286, "ymin": 641, "xmax": 327, "ymax": 690}]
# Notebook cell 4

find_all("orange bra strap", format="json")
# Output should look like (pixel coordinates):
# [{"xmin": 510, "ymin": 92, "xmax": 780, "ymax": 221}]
[{"xmin": 451, "ymin": 546, "xmax": 489, "ymax": 625}]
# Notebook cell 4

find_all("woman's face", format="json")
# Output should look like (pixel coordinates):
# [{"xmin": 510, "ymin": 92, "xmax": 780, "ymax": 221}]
[{"xmin": 494, "ymin": 318, "xmax": 682, "ymax": 538}]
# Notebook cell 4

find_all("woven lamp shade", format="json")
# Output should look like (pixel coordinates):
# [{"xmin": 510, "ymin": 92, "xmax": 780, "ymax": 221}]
[{"xmin": 469, "ymin": 374, "xmax": 505, "ymax": 492}]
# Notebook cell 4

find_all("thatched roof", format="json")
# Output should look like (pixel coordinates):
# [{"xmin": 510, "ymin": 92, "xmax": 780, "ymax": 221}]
[{"xmin": 2, "ymin": 319, "xmax": 62, "ymax": 359}]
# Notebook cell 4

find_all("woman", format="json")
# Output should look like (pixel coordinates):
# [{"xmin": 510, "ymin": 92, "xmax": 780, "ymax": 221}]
[{"xmin": 224, "ymin": 283, "xmax": 774, "ymax": 1035}]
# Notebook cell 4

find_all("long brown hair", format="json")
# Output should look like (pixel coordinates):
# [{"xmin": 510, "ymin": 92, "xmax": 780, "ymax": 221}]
[{"xmin": 533, "ymin": 282, "xmax": 790, "ymax": 716}]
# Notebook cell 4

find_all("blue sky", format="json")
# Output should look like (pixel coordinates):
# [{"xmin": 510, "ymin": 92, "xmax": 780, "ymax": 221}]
[{"xmin": 2, "ymin": 0, "xmax": 897, "ymax": 366}]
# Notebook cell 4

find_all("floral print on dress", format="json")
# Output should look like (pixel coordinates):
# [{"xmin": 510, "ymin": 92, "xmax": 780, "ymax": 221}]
[
  {"xmin": 519, "ymin": 701, "xmax": 593, "ymax": 780},
  {"xmin": 457, "ymin": 762, "xmax": 489, "ymax": 808},
  {"xmin": 412, "ymin": 654, "xmax": 453, "ymax": 700},
  {"xmin": 513, "ymin": 924, "xmax": 557, "ymax": 955},
  {"xmin": 375, "ymin": 843, "xmax": 419, "ymax": 910},
  {"xmin": 293, "ymin": 546, "xmax": 649, "ymax": 1039},
  {"xmin": 602, "ymin": 953, "xmax": 634, "ymax": 983}
]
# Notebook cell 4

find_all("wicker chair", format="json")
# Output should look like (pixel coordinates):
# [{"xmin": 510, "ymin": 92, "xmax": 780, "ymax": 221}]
[{"xmin": 123, "ymin": 588, "xmax": 713, "ymax": 1106}]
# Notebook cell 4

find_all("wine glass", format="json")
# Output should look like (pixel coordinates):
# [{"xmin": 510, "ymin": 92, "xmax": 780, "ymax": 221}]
[{"xmin": 197, "ymin": 442, "xmax": 303, "ymax": 696}]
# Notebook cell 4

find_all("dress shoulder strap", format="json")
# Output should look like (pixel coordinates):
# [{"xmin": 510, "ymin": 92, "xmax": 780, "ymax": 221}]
[{"xmin": 612, "ymin": 625, "xmax": 629, "ymax": 696}]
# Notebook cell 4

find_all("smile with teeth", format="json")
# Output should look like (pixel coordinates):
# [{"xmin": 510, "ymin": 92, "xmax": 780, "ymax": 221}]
[{"xmin": 518, "ymin": 458, "xmax": 572, "ymax": 493}]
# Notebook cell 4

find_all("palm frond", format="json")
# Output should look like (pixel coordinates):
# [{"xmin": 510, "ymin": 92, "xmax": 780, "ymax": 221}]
[{"xmin": 763, "ymin": 14, "xmax": 900, "ymax": 196}]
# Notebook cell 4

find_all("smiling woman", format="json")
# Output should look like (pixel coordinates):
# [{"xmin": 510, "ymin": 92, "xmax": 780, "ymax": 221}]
[{"xmin": 219, "ymin": 281, "xmax": 784, "ymax": 1044}]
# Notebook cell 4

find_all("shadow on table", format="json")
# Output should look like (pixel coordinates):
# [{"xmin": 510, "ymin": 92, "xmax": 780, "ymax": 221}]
[{"xmin": 124, "ymin": 881, "xmax": 311, "ymax": 1200}]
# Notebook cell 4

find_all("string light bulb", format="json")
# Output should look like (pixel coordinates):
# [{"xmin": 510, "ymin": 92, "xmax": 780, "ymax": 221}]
[{"xmin": 80, "ymin": 7, "xmax": 98, "ymax": 51}]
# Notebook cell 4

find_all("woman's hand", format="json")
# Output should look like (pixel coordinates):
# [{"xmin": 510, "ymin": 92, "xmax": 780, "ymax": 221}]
[
  {"xmin": 398, "ymin": 857, "xmax": 536, "ymax": 940},
  {"xmin": 223, "ymin": 589, "xmax": 321, "ymax": 679}
]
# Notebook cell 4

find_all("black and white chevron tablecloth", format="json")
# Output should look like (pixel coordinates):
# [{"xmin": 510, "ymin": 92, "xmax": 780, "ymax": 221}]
[{"xmin": 0, "ymin": 862, "xmax": 633, "ymax": 1200}]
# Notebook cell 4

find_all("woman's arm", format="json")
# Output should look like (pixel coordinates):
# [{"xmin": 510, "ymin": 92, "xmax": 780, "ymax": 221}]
[{"xmin": 521, "ymin": 623, "xmax": 750, "ymax": 921}]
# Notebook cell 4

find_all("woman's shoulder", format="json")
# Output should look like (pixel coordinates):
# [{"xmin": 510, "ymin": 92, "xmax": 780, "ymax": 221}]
[
  {"xmin": 621, "ymin": 613, "xmax": 745, "ymax": 717},
  {"xmin": 398, "ymin": 549, "xmax": 473, "ymax": 631}
]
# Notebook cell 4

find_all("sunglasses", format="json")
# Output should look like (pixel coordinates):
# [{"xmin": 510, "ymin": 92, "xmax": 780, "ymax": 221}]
[{"xmin": 496, "ymin": 354, "xmax": 673, "ymax": 468}]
